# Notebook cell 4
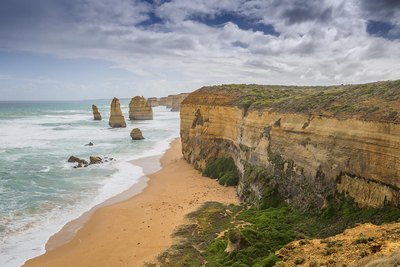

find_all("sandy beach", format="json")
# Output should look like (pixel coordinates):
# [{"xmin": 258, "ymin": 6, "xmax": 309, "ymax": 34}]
[{"xmin": 24, "ymin": 138, "xmax": 239, "ymax": 267}]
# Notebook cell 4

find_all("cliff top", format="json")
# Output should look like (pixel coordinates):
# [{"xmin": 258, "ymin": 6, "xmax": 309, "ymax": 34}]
[{"xmin": 183, "ymin": 80, "xmax": 400, "ymax": 123}]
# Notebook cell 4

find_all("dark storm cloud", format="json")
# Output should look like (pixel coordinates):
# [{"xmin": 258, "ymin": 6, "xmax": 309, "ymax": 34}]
[
  {"xmin": 281, "ymin": 3, "xmax": 333, "ymax": 25},
  {"xmin": 361, "ymin": 0, "xmax": 400, "ymax": 21}
]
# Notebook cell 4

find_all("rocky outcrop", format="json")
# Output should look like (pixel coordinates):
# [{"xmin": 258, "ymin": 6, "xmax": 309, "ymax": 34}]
[
  {"xmin": 130, "ymin": 128, "xmax": 144, "ymax": 140},
  {"xmin": 92, "ymin": 105, "xmax": 102, "ymax": 120},
  {"xmin": 109, "ymin": 97, "xmax": 126, "ymax": 128},
  {"xmin": 171, "ymin": 93, "xmax": 189, "ymax": 112},
  {"xmin": 89, "ymin": 156, "xmax": 102, "ymax": 164},
  {"xmin": 129, "ymin": 96, "xmax": 153, "ymax": 120},
  {"xmin": 180, "ymin": 81, "xmax": 400, "ymax": 209},
  {"xmin": 166, "ymin": 95, "xmax": 174, "ymax": 109},
  {"xmin": 68, "ymin": 156, "xmax": 88, "ymax": 165},
  {"xmin": 276, "ymin": 222, "xmax": 400, "ymax": 266},
  {"xmin": 147, "ymin": 97, "xmax": 159, "ymax": 107},
  {"xmin": 159, "ymin": 97, "xmax": 167, "ymax": 106}
]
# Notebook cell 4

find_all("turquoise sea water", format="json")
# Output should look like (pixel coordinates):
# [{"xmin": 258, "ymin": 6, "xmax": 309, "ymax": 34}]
[{"xmin": 0, "ymin": 100, "xmax": 180, "ymax": 266}]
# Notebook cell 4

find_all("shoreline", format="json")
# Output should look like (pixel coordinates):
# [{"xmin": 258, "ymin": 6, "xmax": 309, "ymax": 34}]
[
  {"xmin": 43, "ymin": 154, "xmax": 163, "ymax": 252},
  {"xmin": 24, "ymin": 138, "xmax": 239, "ymax": 266}
]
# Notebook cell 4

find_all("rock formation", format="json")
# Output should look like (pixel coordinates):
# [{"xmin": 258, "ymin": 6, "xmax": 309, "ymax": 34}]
[
  {"xmin": 171, "ymin": 93, "xmax": 189, "ymax": 112},
  {"xmin": 180, "ymin": 81, "xmax": 400, "ymax": 209},
  {"xmin": 67, "ymin": 156, "xmax": 88, "ymax": 165},
  {"xmin": 166, "ymin": 95, "xmax": 174, "ymax": 109},
  {"xmin": 129, "ymin": 96, "xmax": 153, "ymax": 120},
  {"xmin": 92, "ymin": 104, "xmax": 102, "ymax": 120},
  {"xmin": 89, "ymin": 156, "xmax": 102, "ymax": 164},
  {"xmin": 109, "ymin": 97, "xmax": 126, "ymax": 128},
  {"xmin": 159, "ymin": 97, "xmax": 167, "ymax": 106},
  {"xmin": 147, "ymin": 97, "xmax": 159, "ymax": 107},
  {"xmin": 130, "ymin": 128, "xmax": 144, "ymax": 140}
]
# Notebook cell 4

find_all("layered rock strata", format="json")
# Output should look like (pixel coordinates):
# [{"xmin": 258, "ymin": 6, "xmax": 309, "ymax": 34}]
[
  {"xmin": 159, "ymin": 97, "xmax": 167, "ymax": 106},
  {"xmin": 129, "ymin": 96, "xmax": 153, "ymax": 120},
  {"xmin": 147, "ymin": 97, "xmax": 159, "ymax": 107},
  {"xmin": 108, "ymin": 97, "xmax": 126, "ymax": 128},
  {"xmin": 171, "ymin": 93, "xmax": 190, "ymax": 112},
  {"xmin": 180, "ymin": 82, "xmax": 400, "ymax": 209},
  {"xmin": 92, "ymin": 104, "xmax": 102, "ymax": 120}
]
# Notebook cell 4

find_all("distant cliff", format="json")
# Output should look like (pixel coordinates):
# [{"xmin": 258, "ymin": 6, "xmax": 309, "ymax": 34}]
[{"xmin": 180, "ymin": 81, "xmax": 400, "ymax": 209}]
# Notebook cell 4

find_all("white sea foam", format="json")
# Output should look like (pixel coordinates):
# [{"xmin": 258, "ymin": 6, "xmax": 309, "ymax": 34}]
[
  {"xmin": 0, "ymin": 160, "xmax": 145, "ymax": 267},
  {"xmin": 0, "ymin": 105, "xmax": 180, "ymax": 267}
]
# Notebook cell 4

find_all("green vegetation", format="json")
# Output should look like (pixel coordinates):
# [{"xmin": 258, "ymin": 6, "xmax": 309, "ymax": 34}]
[
  {"xmin": 155, "ymin": 193, "xmax": 400, "ymax": 266},
  {"xmin": 195, "ymin": 80, "xmax": 400, "ymax": 123},
  {"xmin": 202, "ymin": 157, "xmax": 240, "ymax": 186}
]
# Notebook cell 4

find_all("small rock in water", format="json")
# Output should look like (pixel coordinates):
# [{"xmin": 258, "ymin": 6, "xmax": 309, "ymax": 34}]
[
  {"xmin": 85, "ymin": 142, "xmax": 94, "ymax": 146},
  {"xmin": 67, "ymin": 156, "xmax": 88, "ymax": 165},
  {"xmin": 90, "ymin": 156, "xmax": 102, "ymax": 164},
  {"xmin": 130, "ymin": 128, "xmax": 144, "ymax": 140}
]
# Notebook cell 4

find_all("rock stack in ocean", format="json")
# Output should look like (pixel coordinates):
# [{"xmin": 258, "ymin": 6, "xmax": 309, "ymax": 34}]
[
  {"xmin": 147, "ymin": 97, "xmax": 159, "ymax": 107},
  {"xmin": 130, "ymin": 128, "xmax": 144, "ymax": 140},
  {"xmin": 159, "ymin": 97, "xmax": 167, "ymax": 106},
  {"xmin": 108, "ymin": 97, "xmax": 126, "ymax": 128},
  {"xmin": 92, "ymin": 104, "xmax": 102, "ymax": 120},
  {"xmin": 171, "ymin": 93, "xmax": 190, "ymax": 112},
  {"xmin": 129, "ymin": 96, "xmax": 153, "ymax": 120}
]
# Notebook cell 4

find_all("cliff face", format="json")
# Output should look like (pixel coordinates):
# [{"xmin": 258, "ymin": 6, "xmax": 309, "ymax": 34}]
[
  {"xmin": 129, "ymin": 96, "xmax": 153, "ymax": 120},
  {"xmin": 171, "ymin": 93, "xmax": 190, "ymax": 112},
  {"xmin": 109, "ymin": 97, "xmax": 126, "ymax": 128},
  {"xmin": 147, "ymin": 97, "xmax": 159, "ymax": 107},
  {"xmin": 180, "ymin": 81, "xmax": 400, "ymax": 209}
]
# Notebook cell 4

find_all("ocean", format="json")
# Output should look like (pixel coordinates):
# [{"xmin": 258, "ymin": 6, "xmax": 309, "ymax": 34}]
[{"xmin": 0, "ymin": 100, "xmax": 180, "ymax": 266}]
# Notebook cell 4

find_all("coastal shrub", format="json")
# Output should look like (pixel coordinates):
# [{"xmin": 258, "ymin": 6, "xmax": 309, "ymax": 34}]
[
  {"xmin": 202, "ymin": 157, "xmax": 240, "ymax": 186},
  {"xmin": 156, "ymin": 193, "xmax": 400, "ymax": 266}
]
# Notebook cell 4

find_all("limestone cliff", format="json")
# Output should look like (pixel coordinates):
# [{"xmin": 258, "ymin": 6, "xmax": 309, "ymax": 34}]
[
  {"xmin": 92, "ymin": 104, "xmax": 102, "ymax": 120},
  {"xmin": 166, "ymin": 95, "xmax": 174, "ymax": 109},
  {"xmin": 159, "ymin": 97, "xmax": 167, "ymax": 106},
  {"xmin": 180, "ymin": 81, "xmax": 400, "ymax": 209},
  {"xmin": 129, "ymin": 96, "xmax": 153, "ymax": 120},
  {"xmin": 109, "ymin": 97, "xmax": 126, "ymax": 128},
  {"xmin": 171, "ymin": 93, "xmax": 190, "ymax": 112},
  {"xmin": 147, "ymin": 97, "xmax": 159, "ymax": 107}
]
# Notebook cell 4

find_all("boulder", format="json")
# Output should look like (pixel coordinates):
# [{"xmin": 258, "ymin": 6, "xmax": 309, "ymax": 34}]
[
  {"xmin": 85, "ymin": 142, "xmax": 94, "ymax": 146},
  {"xmin": 89, "ymin": 156, "xmax": 102, "ymax": 164},
  {"xmin": 130, "ymin": 128, "xmax": 144, "ymax": 140},
  {"xmin": 67, "ymin": 156, "xmax": 88, "ymax": 165},
  {"xmin": 108, "ymin": 97, "xmax": 126, "ymax": 128},
  {"xmin": 92, "ymin": 104, "xmax": 102, "ymax": 120},
  {"xmin": 129, "ymin": 96, "xmax": 153, "ymax": 120}
]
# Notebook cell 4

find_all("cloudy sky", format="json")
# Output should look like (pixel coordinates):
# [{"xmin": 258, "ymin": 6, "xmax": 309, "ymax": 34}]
[{"xmin": 0, "ymin": 0, "xmax": 399, "ymax": 100}]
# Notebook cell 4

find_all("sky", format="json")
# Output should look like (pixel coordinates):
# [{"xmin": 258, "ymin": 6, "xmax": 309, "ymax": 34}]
[{"xmin": 0, "ymin": 0, "xmax": 399, "ymax": 100}]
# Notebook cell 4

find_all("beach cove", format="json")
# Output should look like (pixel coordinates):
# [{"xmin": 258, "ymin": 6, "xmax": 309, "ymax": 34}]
[{"xmin": 24, "ymin": 138, "xmax": 239, "ymax": 266}]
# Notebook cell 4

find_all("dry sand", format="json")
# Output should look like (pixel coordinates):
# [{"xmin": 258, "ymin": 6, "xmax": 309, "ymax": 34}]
[{"xmin": 24, "ymin": 138, "xmax": 239, "ymax": 267}]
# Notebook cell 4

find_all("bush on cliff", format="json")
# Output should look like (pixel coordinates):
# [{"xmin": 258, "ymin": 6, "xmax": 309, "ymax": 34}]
[{"xmin": 202, "ymin": 157, "xmax": 239, "ymax": 186}]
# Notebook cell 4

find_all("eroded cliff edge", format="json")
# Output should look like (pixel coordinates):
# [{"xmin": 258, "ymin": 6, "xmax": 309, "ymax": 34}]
[{"xmin": 180, "ymin": 81, "xmax": 400, "ymax": 209}]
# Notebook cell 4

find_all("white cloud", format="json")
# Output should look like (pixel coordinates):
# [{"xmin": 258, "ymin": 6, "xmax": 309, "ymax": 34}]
[{"xmin": 0, "ymin": 0, "xmax": 399, "ymax": 100}]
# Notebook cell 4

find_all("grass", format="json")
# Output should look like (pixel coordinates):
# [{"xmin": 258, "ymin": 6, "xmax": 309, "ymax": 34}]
[
  {"xmin": 187, "ymin": 80, "xmax": 400, "ymax": 123},
  {"xmin": 202, "ymin": 157, "xmax": 240, "ymax": 186},
  {"xmin": 155, "ymin": 193, "xmax": 400, "ymax": 267}
]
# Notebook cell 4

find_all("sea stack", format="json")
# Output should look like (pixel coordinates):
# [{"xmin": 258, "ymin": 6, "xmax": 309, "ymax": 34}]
[
  {"xmin": 129, "ymin": 96, "xmax": 153, "ymax": 120},
  {"xmin": 108, "ymin": 97, "xmax": 126, "ymax": 128},
  {"xmin": 147, "ymin": 97, "xmax": 159, "ymax": 107},
  {"xmin": 130, "ymin": 128, "xmax": 144, "ymax": 140},
  {"xmin": 171, "ymin": 93, "xmax": 190, "ymax": 112},
  {"xmin": 92, "ymin": 104, "xmax": 102, "ymax": 120}
]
